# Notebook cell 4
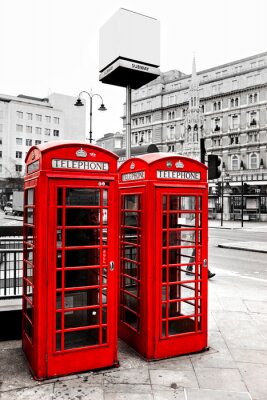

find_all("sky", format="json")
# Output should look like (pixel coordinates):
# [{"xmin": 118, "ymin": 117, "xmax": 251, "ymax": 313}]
[{"xmin": 0, "ymin": 0, "xmax": 267, "ymax": 141}]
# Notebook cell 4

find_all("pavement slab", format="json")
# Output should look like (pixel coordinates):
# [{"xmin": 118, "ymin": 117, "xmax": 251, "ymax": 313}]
[
  {"xmin": 53, "ymin": 379, "xmax": 103, "ymax": 400},
  {"xmin": 185, "ymin": 388, "xmax": 251, "ymax": 400},
  {"xmin": 194, "ymin": 367, "xmax": 247, "ymax": 392},
  {"xmin": 0, "ymin": 383, "xmax": 54, "ymax": 400},
  {"xmin": 103, "ymin": 368, "xmax": 150, "ymax": 385},
  {"xmin": 238, "ymin": 362, "xmax": 267, "ymax": 400},
  {"xmin": 218, "ymin": 242, "xmax": 267, "ymax": 253},
  {"xmin": 149, "ymin": 369, "xmax": 199, "ymax": 389}
]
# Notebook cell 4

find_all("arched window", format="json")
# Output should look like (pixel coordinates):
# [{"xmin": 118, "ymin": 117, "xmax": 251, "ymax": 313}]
[
  {"xmin": 231, "ymin": 98, "xmax": 234, "ymax": 107},
  {"xmin": 254, "ymin": 93, "xmax": 258, "ymax": 103},
  {"xmin": 218, "ymin": 101, "xmax": 221, "ymax": 110},
  {"xmin": 235, "ymin": 98, "xmax": 239, "ymax": 107},
  {"xmin": 249, "ymin": 94, "xmax": 253, "ymax": 104},
  {"xmin": 231, "ymin": 155, "xmax": 239, "ymax": 171},
  {"xmin": 250, "ymin": 153, "xmax": 258, "ymax": 169},
  {"xmin": 213, "ymin": 102, "xmax": 217, "ymax": 111}
]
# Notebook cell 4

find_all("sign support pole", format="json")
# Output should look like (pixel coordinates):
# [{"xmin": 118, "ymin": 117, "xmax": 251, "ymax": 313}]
[{"xmin": 126, "ymin": 85, "xmax": 132, "ymax": 160}]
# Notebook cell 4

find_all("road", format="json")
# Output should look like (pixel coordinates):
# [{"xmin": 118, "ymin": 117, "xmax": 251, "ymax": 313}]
[
  {"xmin": 209, "ymin": 227, "xmax": 267, "ymax": 281},
  {"xmin": 0, "ymin": 211, "xmax": 23, "ymax": 227}
]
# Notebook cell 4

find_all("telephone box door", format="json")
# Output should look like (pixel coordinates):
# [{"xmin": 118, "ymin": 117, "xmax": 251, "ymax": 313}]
[
  {"xmin": 46, "ymin": 178, "xmax": 117, "ymax": 376},
  {"xmin": 155, "ymin": 188, "xmax": 208, "ymax": 358}
]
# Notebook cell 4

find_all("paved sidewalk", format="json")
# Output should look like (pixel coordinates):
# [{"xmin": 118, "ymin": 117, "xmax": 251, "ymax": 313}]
[
  {"xmin": 1, "ymin": 269, "xmax": 267, "ymax": 400},
  {"xmin": 209, "ymin": 219, "xmax": 267, "ymax": 232}
]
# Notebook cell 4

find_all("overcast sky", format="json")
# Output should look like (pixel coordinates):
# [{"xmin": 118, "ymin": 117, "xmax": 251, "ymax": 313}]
[{"xmin": 1, "ymin": 0, "xmax": 267, "ymax": 141}]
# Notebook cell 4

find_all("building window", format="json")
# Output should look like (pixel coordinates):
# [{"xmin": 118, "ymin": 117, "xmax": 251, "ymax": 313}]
[
  {"xmin": 53, "ymin": 129, "xmax": 59, "ymax": 137},
  {"xmin": 15, "ymin": 165, "xmax": 23, "ymax": 172},
  {"xmin": 214, "ymin": 118, "xmax": 221, "ymax": 132},
  {"xmin": 168, "ymin": 144, "xmax": 175, "ymax": 152},
  {"xmin": 146, "ymin": 115, "xmax": 151, "ymax": 124},
  {"xmin": 35, "ymin": 140, "xmax": 41, "ymax": 145},
  {"xmin": 45, "ymin": 115, "xmax": 51, "ymax": 123},
  {"xmin": 36, "ymin": 114, "xmax": 42, "ymax": 122},
  {"xmin": 249, "ymin": 111, "xmax": 257, "ymax": 127},
  {"xmin": 249, "ymin": 153, "xmax": 258, "ymax": 169},
  {"xmin": 16, "ymin": 138, "xmax": 23, "ymax": 145},
  {"xmin": 16, "ymin": 151, "xmax": 22, "ymax": 158},
  {"xmin": 230, "ymin": 98, "xmax": 238, "ymax": 108},
  {"xmin": 26, "ymin": 126, "xmax": 32, "ymax": 133},
  {"xmin": 16, "ymin": 111, "xmax": 23, "ymax": 119},
  {"xmin": 0, "ymin": 151, "xmax": 2, "ymax": 158},
  {"xmin": 167, "ymin": 126, "xmax": 175, "ymax": 140},
  {"xmin": 231, "ymin": 155, "xmax": 239, "ymax": 170},
  {"xmin": 0, "ymin": 110, "xmax": 4, "ymax": 119},
  {"xmin": 35, "ymin": 127, "xmax": 42, "ymax": 134},
  {"xmin": 231, "ymin": 115, "xmax": 239, "ymax": 130},
  {"xmin": 16, "ymin": 124, "xmax": 23, "ymax": 132},
  {"xmin": 139, "ymin": 117, "xmax": 144, "ymax": 125},
  {"xmin": 168, "ymin": 95, "xmax": 176, "ymax": 105},
  {"xmin": 114, "ymin": 139, "xmax": 121, "ymax": 149},
  {"xmin": 248, "ymin": 93, "xmax": 258, "ymax": 104},
  {"xmin": 0, "ymin": 164, "xmax": 2, "ymax": 172},
  {"xmin": 27, "ymin": 113, "xmax": 32, "ymax": 120},
  {"xmin": 45, "ymin": 128, "xmax": 51, "ymax": 136},
  {"xmin": 26, "ymin": 139, "xmax": 32, "ymax": 146},
  {"xmin": 230, "ymin": 134, "xmax": 239, "ymax": 145},
  {"xmin": 54, "ymin": 117, "xmax": 60, "ymax": 124}
]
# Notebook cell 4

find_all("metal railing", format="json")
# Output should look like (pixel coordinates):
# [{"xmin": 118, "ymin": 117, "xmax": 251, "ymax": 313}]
[{"xmin": 0, "ymin": 237, "xmax": 23, "ymax": 298}]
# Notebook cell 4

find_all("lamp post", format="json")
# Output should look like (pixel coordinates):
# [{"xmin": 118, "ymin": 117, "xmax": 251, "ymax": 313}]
[
  {"xmin": 220, "ymin": 173, "xmax": 232, "ymax": 227},
  {"xmin": 74, "ymin": 91, "xmax": 107, "ymax": 143}
]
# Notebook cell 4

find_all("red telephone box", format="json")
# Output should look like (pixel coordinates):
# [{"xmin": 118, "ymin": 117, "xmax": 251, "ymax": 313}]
[
  {"xmin": 22, "ymin": 141, "xmax": 119, "ymax": 379},
  {"xmin": 118, "ymin": 153, "xmax": 208, "ymax": 360}
]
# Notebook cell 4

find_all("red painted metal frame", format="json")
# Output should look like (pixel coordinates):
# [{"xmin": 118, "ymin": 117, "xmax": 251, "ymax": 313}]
[
  {"xmin": 23, "ymin": 142, "xmax": 119, "ymax": 379},
  {"xmin": 118, "ymin": 153, "xmax": 208, "ymax": 360}
]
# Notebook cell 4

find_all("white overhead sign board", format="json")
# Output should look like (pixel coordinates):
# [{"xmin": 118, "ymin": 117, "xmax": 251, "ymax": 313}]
[{"xmin": 99, "ymin": 8, "xmax": 160, "ymax": 89}]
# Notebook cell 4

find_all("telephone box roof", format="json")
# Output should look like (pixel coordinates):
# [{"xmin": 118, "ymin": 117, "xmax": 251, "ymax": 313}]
[{"xmin": 119, "ymin": 153, "xmax": 207, "ymax": 169}]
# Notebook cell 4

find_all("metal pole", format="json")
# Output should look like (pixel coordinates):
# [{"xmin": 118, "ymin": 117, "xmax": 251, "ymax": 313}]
[
  {"xmin": 221, "ymin": 176, "xmax": 224, "ymax": 227},
  {"xmin": 89, "ymin": 95, "xmax": 93, "ymax": 144},
  {"xmin": 126, "ymin": 85, "xmax": 132, "ymax": 160},
  {"xmin": 241, "ymin": 177, "xmax": 244, "ymax": 228}
]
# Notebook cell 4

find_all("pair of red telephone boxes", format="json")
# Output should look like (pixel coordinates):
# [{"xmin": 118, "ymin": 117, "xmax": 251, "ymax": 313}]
[{"xmin": 22, "ymin": 141, "xmax": 208, "ymax": 379}]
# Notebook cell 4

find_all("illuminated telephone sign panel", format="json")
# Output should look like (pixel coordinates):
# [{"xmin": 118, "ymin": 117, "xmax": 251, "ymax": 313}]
[
  {"xmin": 118, "ymin": 153, "xmax": 208, "ymax": 360},
  {"xmin": 23, "ymin": 141, "xmax": 119, "ymax": 379}
]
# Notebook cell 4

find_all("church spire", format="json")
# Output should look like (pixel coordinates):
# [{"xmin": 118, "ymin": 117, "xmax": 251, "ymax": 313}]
[{"xmin": 191, "ymin": 54, "xmax": 197, "ymax": 86}]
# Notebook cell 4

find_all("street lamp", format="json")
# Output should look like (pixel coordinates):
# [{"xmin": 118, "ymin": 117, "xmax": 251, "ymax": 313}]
[{"xmin": 74, "ymin": 91, "xmax": 107, "ymax": 143}]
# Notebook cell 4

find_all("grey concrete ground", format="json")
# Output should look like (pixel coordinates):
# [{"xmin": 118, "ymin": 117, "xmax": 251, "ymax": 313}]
[{"xmin": 1, "ymin": 223, "xmax": 267, "ymax": 399}]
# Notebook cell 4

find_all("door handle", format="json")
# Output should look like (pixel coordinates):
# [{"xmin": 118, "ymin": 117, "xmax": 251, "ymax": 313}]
[{"xmin": 109, "ymin": 261, "xmax": 115, "ymax": 271}]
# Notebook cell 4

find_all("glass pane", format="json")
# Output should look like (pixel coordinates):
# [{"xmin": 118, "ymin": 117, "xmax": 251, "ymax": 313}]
[
  {"xmin": 25, "ymin": 226, "xmax": 34, "ymax": 243},
  {"xmin": 26, "ymin": 265, "xmax": 33, "ymax": 282},
  {"xmin": 124, "ymin": 195, "xmax": 139, "ymax": 210},
  {"xmin": 56, "ymin": 271, "xmax": 62, "ymax": 288},
  {"xmin": 124, "ymin": 309, "xmax": 138, "ymax": 330},
  {"xmin": 103, "ymin": 209, "xmax": 108, "ymax": 225},
  {"xmin": 57, "ymin": 209, "xmax": 62, "ymax": 226},
  {"xmin": 65, "ymin": 229, "xmax": 100, "ymax": 246},
  {"xmin": 102, "ymin": 268, "xmax": 107, "ymax": 284},
  {"xmin": 56, "ymin": 333, "xmax": 61, "ymax": 351},
  {"xmin": 27, "ymin": 189, "xmax": 34, "ymax": 205},
  {"xmin": 102, "ymin": 307, "xmax": 107, "ymax": 324},
  {"xmin": 24, "ymin": 319, "xmax": 32, "ymax": 341},
  {"xmin": 124, "ymin": 228, "xmax": 139, "ymax": 244},
  {"xmin": 66, "ymin": 209, "xmax": 100, "ymax": 226},
  {"xmin": 56, "ymin": 312, "xmax": 62, "ymax": 329},
  {"xmin": 169, "ymin": 317, "xmax": 195, "ymax": 335},
  {"xmin": 123, "ymin": 277, "xmax": 138, "ymax": 296},
  {"xmin": 57, "ymin": 230, "xmax": 62, "ymax": 247},
  {"xmin": 25, "ymin": 249, "xmax": 33, "ymax": 262},
  {"xmin": 103, "ymin": 190, "xmax": 108, "ymax": 206},
  {"xmin": 26, "ymin": 208, "xmax": 34, "ymax": 224},
  {"xmin": 170, "ymin": 196, "xmax": 196, "ymax": 211},
  {"xmin": 162, "ymin": 195, "xmax": 167, "ymax": 210},
  {"xmin": 24, "ymin": 299, "xmax": 33, "ymax": 321},
  {"xmin": 65, "ymin": 269, "xmax": 100, "ymax": 288},
  {"xmin": 64, "ymin": 308, "xmax": 100, "ymax": 329},
  {"xmin": 122, "ymin": 261, "xmax": 139, "ymax": 278},
  {"xmin": 57, "ymin": 188, "xmax": 63, "ymax": 206},
  {"xmin": 123, "ymin": 293, "xmax": 138, "ymax": 312},
  {"xmin": 65, "ymin": 249, "xmax": 100, "ymax": 267},
  {"xmin": 64, "ymin": 290, "xmax": 101, "ymax": 308},
  {"xmin": 57, "ymin": 251, "xmax": 62, "ymax": 268},
  {"xmin": 102, "ymin": 288, "xmax": 107, "ymax": 304},
  {"xmin": 64, "ymin": 328, "xmax": 99, "ymax": 349},
  {"xmin": 177, "ymin": 213, "xmax": 196, "ymax": 227},
  {"xmin": 124, "ymin": 245, "xmax": 139, "ymax": 262},
  {"xmin": 66, "ymin": 189, "xmax": 100, "ymax": 206},
  {"xmin": 124, "ymin": 212, "xmax": 139, "ymax": 227},
  {"xmin": 102, "ymin": 327, "xmax": 107, "ymax": 344},
  {"xmin": 168, "ymin": 266, "xmax": 181, "ymax": 283}
]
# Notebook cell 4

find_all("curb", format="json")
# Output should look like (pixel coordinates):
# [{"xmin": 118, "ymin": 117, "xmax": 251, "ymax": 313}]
[{"xmin": 218, "ymin": 244, "xmax": 267, "ymax": 253}]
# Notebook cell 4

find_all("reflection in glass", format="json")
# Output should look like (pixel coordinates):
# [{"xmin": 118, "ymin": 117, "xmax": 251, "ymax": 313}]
[
  {"xmin": 124, "ymin": 246, "xmax": 139, "ymax": 262},
  {"xmin": 103, "ymin": 209, "xmax": 108, "ymax": 225},
  {"xmin": 103, "ymin": 190, "xmax": 108, "ymax": 206},
  {"xmin": 26, "ymin": 208, "xmax": 34, "ymax": 224},
  {"xmin": 57, "ymin": 251, "xmax": 62, "ymax": 268},
  {"xmin": 102, "ymin": 288, "xmax": 107, "ymax": 304},
  {"xmin": 57, "ymin": 229, "xmax": 62, "ymax": 247},
  {"xmin": 124, "ymin": 228, "xmax": 139, "ymax": 244},
  {"xmin": 124, "ymin": 309, "xmax": 138, "ymax": 330},
  {"xmin": 122, "ymin": 261, "xmax": 138, "ymax": 278},
  {"xmin": 124, "ymin": 195, "xmax": 139, "ymax": 210},
  {"xmin": 65, "ymin": 269, "xmax": 100, "ymax": 288},
  {"xmin": 66, "ymin": 209, "xmax": 100, "ymax": 226},
  {"xmin": 124, "ymin": 212, "xmax": 139, "ymax": 227},
  {"xmin": 123, "ymin": 293, "xmax": 138, "ymax": 312},
  {"xmin": 24, "ymin": 299, "xmax": 33, "ymax": 321},
  {"xmin": 65, "ymin": 249, "xmax": 100, "ymax": 267},
  {"xmin": 56, "ymin": 333, "xmax": 61, "ymax": 351},
  {"xmin": 102, "ymin": 327, "xmax": 107, "ymax": 344},
  {"xmin": 170, "ymin": 196, "xmax": 196, "ymax": 211},
  {"xmin": 168, "ymin": 318, "xmax": 195, "ymax": 335},
  {"xmin": 56, "ymin": 271, "xmax": 62, "ymax": 289},
  {"xmin": 66, "ymin": 188, "xmax": 100, "ymax": 206},
  {"xmin": 64, "ymin": 328, "xmax": 99, "ymax": 349},
  {"xmin": 64, "ymin": 309, "xmax": 100, "ymax": 329},
  {"xmin": 64, "ymin": 290, "xmax": 100, "ymax": 308},
  {"xmin": 123, "ymin": 277, "xmax": 138, "ymax": 296},
  {"xmin": 65, "ymin": 229, "xmax": 100, "ymax": 246},
  {"xmin": 102, "ymin": 268, "xmax": 107, "ymax": 284},
  {"xmin": 27, "ymin": 189, "xmax": 34, "ymax": 205}
]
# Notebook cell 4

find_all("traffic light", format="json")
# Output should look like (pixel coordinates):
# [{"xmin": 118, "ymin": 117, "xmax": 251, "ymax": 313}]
[
  {"xmin": 200, "ymin": 138, "xmax": 206, "ymax": 164},
  {"xmin": 208, "ymin": 155, "xmax": 221, "ymax": 180}
]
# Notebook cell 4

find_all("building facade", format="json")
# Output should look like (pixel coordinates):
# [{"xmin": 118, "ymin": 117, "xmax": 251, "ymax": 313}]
[
  {"xmin": 0, "ymin": 93, "xmax": 86, "ymax": 182},
  {"xmin": 99, "ymin": 52, "xmax": 267, "ymax": 220}
]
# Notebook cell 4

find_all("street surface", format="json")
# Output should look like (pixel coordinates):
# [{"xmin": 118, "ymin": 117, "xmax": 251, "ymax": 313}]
[{"xmin": 209, "ymin": 228, "xmax": 267, "ymax": 280}]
